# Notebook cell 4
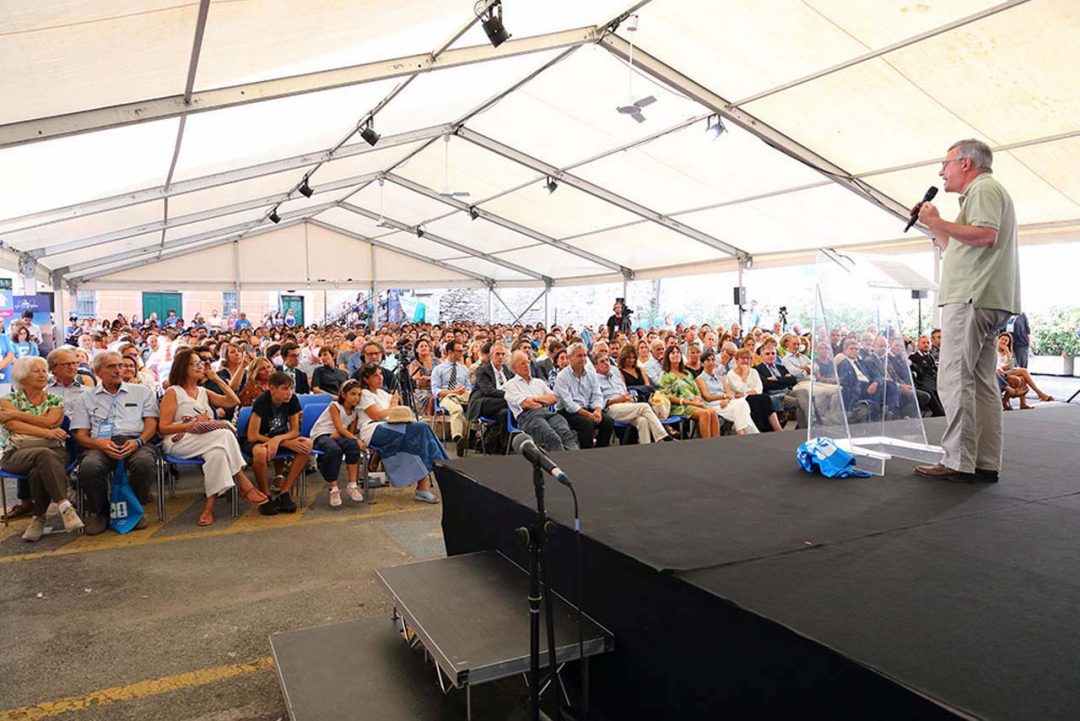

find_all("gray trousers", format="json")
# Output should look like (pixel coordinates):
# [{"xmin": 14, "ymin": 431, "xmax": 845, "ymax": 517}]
[
  {"xmin": 516, "ymin": 409, "xmax": 579, "ymax": 452},
  {"xmin": 938, "ymin": 303, "xmax": 1011, "ymax": 473},
  {"xmin": 1, "ymin": 446, "xmax": 69, "ymax": 516},
  {"xmin": 79, "ymin": 438, "xmax": 158, "ymax": 516}
]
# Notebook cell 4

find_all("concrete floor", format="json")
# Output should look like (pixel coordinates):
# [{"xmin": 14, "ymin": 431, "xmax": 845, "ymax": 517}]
[{"xmin": 0, "ymin": 475, "xmax": 445, "ymax": 721}]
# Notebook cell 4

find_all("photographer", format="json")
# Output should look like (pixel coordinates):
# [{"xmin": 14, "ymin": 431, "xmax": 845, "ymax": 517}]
[{"xmin": 606, "ymin": 299, "xmax": 632, "ymax": 340}]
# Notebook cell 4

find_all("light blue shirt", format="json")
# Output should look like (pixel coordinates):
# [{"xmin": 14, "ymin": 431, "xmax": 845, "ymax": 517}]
[
  {"xmin": 554, "ymin": 366, "xmax": 603, "ymax": 414},
  {"xmin": 643, "ymin": 356, "xmax": 663, "ymax": 386},
  {"xmin": 597, "ymin": 367, "xmax": 629, "ymax": 403},
  {"xmin": 70, "ymin": 382, "xmax": 159, "ymax": 437},
  {"xmin": 46, "ymin": 377, "xmax": 89, "ymax": 414},
  {"xmin": 430, "ymin": 360, "xmax": 472, "ymax": 397}
]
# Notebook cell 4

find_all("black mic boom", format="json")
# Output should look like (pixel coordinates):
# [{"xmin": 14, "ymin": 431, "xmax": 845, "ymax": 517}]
[
  {"xmin": 512, "ymin": 434, "xmax": 570, "ymax": 486},
  {"xmin": 904, "ymin": 186, "xmax": 938, "ymax": 232}
]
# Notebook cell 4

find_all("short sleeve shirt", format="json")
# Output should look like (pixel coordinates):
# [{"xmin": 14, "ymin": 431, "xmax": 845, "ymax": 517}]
[
  {"xmin": 0, "ymin": 390, "xmax": 64, "ymax": 450},
  {"xmin": 939, "ymin": 173, "xmax": 1021, "ymax": 313},
  {"xmin": 252, "ymin": 391, "xmax": 301, "ymax": 438}
]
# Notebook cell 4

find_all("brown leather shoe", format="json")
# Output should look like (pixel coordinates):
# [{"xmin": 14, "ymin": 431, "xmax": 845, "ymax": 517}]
[
  {"xmin": 914, "ymin": 463, "xmax": 977, "ymax": 482},
  {"xmin": 974, "ymin": 468, "xmax": 999, "ymax": 482}
]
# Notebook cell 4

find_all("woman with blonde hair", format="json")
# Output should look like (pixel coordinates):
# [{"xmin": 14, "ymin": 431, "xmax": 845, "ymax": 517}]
[{"xmin": 238, "ymin": 357, "xmax": 274, "ymax": 407}]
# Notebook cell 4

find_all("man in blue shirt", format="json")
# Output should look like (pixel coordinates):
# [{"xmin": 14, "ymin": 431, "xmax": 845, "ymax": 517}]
[
  {"xmin": 70, "ymin": 351, "xmax": 160, "ymax": 535},
  {"xmin": 554, "ymin": 343, "xmax": 614, "ymax": 449},
  {"xmin": 431, "ymin": 340, "xmax": 472, "ymax": 456}
]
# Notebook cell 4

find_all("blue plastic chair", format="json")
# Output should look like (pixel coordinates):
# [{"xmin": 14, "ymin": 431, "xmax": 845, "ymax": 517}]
[{"xmin": 465, "ymin": 415, "xmax": 500, "ymax": 457}]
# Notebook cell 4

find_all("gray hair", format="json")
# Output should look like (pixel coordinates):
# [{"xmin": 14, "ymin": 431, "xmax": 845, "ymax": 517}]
[
  {"xmin": 11, "ymin": 356, "xmax": 47, "ymax": 392},
  {"xmin": 93, "ymin": 350, "xmax": 122, "ymax": 373},
  {"xmin": 566, "ymin": 342, "xmax": 586, "ymax": 357},
  {"xmin": 721, "ymin": 342, "xmax": 738, "ymax": 353},
  {"xmin": 949, "ymin": 138, "xmax": 993, "ymax": 172},
  {"xmin": 46, "ymin": 345, "xmax": 78, "ymax": 370}
]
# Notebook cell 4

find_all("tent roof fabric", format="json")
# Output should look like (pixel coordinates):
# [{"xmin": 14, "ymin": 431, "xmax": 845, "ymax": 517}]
[{"xmin": 1, "ymin": 0, "xmax": 1077, "ymax": 290}]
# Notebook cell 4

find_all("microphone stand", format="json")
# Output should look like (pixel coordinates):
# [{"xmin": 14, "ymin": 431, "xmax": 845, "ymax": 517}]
[{"xmin": 517, "ymin": 463, "xmax": 562, "ymax": 721}]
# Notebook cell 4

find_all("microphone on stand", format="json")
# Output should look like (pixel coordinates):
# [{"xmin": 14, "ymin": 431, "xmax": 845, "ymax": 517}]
[
  {"xmin": 904, "ymin": 186, "xmax": 938, "ymax": 232},
  {"xmin": 512, "ymin": 433, "xmax": 571, "ymax": 486}
]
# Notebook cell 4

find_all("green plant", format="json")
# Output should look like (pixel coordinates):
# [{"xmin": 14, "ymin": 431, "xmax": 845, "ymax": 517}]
[{"xmin": 1032, "ymin": 307, "xmax": 1080, "ymax": 356}]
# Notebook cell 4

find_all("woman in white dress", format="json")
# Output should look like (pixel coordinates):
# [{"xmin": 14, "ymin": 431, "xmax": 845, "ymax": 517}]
[
  {"xmin": 159, "ymin": 348, "xmax": 269, "ymax": 527},
  {"xmin": 695, "ymin": 350, "xmax": 758, "ymax": 434},
  {"xmin": 725, "ymin": 348, "xmax": 783, "ymax": 432}
]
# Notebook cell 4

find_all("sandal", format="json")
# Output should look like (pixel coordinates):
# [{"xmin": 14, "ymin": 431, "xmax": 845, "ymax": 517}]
[
  {"xmin": 2, "ymin": 504, "xmax": 33, "ymax": 521},
  {"xmin": 242, "ymin": 487, "xmax": 269, "ymax": 506},
  {"xmin": 1040, "ymin": 395, "xmax": 1054, "ymax": 402},
  {"xmin": 198, "ymin": 508, "xmax": 215, "ymax": 527}
]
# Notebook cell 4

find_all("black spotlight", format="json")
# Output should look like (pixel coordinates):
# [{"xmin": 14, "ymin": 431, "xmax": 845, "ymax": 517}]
[
  {"xmin": 360, "ymin": 120, "xmax": 380, "ymax": 147},
  {"xmin": 269, "ymin": 208, "xmax": 281, "ymax": 224},
  {"xmin": 543, "ymin": 176, "xmax": 558, "ymax": 194},
  {"xmin": 299, "ymin": 179, "xmax": 314, "ymax": 198},
  {"xmin": 416, "ymin": 225, "xmax": 425, "ymax": 238},
  {"xmin": 478, "ymin": 1, "xmax": 510, "ymax": 48},
  {"xmin": 469, "ymin": 206, "xmax": 480, "ymax": 220}
]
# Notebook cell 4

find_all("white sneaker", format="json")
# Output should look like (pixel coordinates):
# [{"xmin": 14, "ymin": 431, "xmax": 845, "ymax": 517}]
[
  {"xmin": 345, "ymin": 484, "xmax": 364, "ymax": 503},
  {"xmin": 61, "ymin": 506, "xmax": 85, "ymax": 533},
  {"xmin": 22, "ymin": 517, "xmax": 45, "ymax": 542},
  {"xmin": 328, "ymin": 488, "xmax": 342, "ymax": 508}
]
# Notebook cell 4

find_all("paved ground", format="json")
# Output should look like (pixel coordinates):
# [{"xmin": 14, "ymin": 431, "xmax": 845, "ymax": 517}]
[
  {"xmin": 1, "ymin": 375, "xmax": 1076, "ymax": 721},
  {"xmin": 0, "ymin": 472, "xmax": 445, "ymax": 721}
]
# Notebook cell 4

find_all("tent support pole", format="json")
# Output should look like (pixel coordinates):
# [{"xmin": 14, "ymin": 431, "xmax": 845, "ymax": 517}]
[
  {"xmin": 737, "ymin": 263, "xmax": 745, "ymax": 328},
  {"xmin": 510, "ymin": 289, "xmax": 547, "ymax": 325},
  {"xmin": 370, "ymin": 244, "xmax": 378, "ymax": 331},
  {"xmin": 544, "ymin": 289, "xmax": 550, "ymax": 329},
  {"xmin": 487, "ymin": 288, "xmax": 493, "ymax": 324}
]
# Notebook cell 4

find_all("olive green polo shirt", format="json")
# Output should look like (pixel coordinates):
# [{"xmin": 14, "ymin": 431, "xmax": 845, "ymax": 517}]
[{"xmin": 938, "ymin": 172, "xmax": 1021, "ymax": 313}]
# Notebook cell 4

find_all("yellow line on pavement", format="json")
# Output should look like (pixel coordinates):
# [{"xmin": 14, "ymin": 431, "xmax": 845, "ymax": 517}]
[
  {"xmin": 0, "ymin": 656, "xmax": 275, "ymax": 721},
  {"xmin": 0, "ymin": 498, "xmax": 428, "ymax": 565}
]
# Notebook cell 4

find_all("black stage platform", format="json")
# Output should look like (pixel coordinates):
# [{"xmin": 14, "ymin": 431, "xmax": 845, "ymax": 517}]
[{"xmin": 436, "ymin": 405, "xmax": 1080, "ymax": 720}]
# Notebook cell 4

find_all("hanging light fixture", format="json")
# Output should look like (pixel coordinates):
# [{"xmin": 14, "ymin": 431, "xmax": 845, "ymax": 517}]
[
  {"xmin": 360, "ymin": 118, "xmax": 380, "ymax": 147},
  {"xmin": 477, "ymin": 0, "xmax": 510, "ymax": 48},
  {"xmin": 705, "ymin": 114, "xmax": 727, "ymax": 141},
  {"xmin": 543, "ymin": 176, "xmax": 558, "ymax": 194},
  {"xmin": 299, "ymin": 179, "xmax": 314, "ymax": 198},
  {"xmin": 269, "ymin": 207, "xmax": 281, "ymax": 224}
]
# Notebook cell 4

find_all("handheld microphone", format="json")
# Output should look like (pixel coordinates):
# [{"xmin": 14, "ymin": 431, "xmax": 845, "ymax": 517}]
[
  {"xmin": 904, "ymin": 186, "xmax": 938, "ymax": 232},
  {"xmin": 512, "ymin": 433, "xmax": 570, "ymax": 486}
]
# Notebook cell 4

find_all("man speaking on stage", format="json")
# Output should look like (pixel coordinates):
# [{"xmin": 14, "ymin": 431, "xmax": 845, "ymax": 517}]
[{"xmin": 913, "ymin": 138, "xmax": 1020, "ymax": 483}]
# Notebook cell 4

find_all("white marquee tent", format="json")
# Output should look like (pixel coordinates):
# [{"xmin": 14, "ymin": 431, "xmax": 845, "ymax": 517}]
[{"xmin": 1, "ymin": 0, "xmax": 1077, "ymax": 299}]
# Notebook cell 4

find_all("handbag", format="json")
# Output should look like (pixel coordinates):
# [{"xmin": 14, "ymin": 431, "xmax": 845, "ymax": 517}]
[
  {"xmin": 109, "ymin": 461, "xmax": 145, "ymax": 534},
  {"xmin": 9, "ymin": 434, "xmax": 64, "ymax": 451},
  {"xmin": 170, "ymin": 418, "xmax": 233, "ymax": 443},
  {"xmin": 649, "ymin": 391, "xmax": 671, "ymax": 420}
]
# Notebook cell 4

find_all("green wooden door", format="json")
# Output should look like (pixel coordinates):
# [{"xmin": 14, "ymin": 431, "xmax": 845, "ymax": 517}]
[
  {"xmin": 142, "ymin": 292, "xmax": 183, "ymax": 326},
  {"xmin": 280, "ymin": 295, "xmax": 304, "ymax": 327}
]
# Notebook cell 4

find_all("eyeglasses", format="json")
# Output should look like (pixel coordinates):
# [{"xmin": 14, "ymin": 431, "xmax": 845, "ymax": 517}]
[
  {"xmin": 940, "ymin": 158, "xmax": 963, "ymax": 168},
  {"xmin": 190, "ymin": 360, "xmax": 205, "ymax": 367}
]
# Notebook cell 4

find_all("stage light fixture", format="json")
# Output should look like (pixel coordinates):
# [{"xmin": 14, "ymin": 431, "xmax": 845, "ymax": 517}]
[
  {"xmin": 269, "ymin": 208, "xmax": 281, "ymax": 224},
  {"xmin": 416, "ymin": 225, "xmax": 425, "ymax": 238},
  {"xmin": 360, "ymin": 119, "xmax": 380, "ymax": 147},
  {"xmin": 706, "ymin": 114, "xmax": 727, "ymax": 140},
  {"xmin": 299, "ymin": 179, "xmax": 314, "ymax": 198},
  {"xmin": 478, "ymin": 0, "xmax": 510, "ymax": 48},
  {"xmin": 543, "ymin": 176, "xmax": 558, "ymax": 194},
  {"xmin": 469, "ymin": 206, "xmax": 480, "ymax": 221}
]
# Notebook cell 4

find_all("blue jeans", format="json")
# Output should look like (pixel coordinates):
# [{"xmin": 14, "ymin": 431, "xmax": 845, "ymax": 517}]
[{"xmin": 314, "ymin": 435, "xmax": 362, "ymax": 483}]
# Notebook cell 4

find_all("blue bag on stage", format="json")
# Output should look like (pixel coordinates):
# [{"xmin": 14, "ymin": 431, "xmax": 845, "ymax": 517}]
[
  {"xmin": 797, "ymin": 437, "xmax": 872, "ymax": 479},
  {"xmin": 109, "ymin": 460, "xmax": 144, "ymax": 534}
]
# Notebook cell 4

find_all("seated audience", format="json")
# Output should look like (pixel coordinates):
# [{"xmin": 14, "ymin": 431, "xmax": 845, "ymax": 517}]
[
  {"xmin": 696, "ymin": 350, "xmax": 757, "ymax": 434},
  {"xmin": 643, "ymin": 339, "xmax": 665, "ymax": 386},
  {"xmin": 595, "ymin": 354, "xmax": 671, "ymax": 443},
  {"xmin": 504, "ymin": 351, "xmax": 579, "ymax": 452},
  {"xmin": 311, "ymin": 346, "xmax": 348, "ymax": 396},
  {"xmin": 554, "ymin": 343, "xmax": 615, "ymax": 449},
  {"xmin": 310, "ymin": 379, "xmax": 367, "ymax": 507},
  {"xmin": 160, "ymin": 349, "xmax": 268, "ymax": 526},
  {"xmin": 997, "ymin": 333, "xmax": 1053, "ymax": 406},
  {"xmin": 431, "ymin": 340, "xmax": 472, "ymax": 457},
  {"xmin": 617, "ymin": 345, "xmax": 655, "ymax": 398},
  {"xmin": 755, "ymin": 344, "xmax": 808, "ymax": 428},
  {"xmin": 1, "ymin": 357, "xmax": 84, "ymax": 541},
  {"xmin": 407, "ymin": 338, "xmax": 435, "ymax": 415},
  {"xmin": 659, "ymin": 346, "xmax": 720, "ymax": 438},
  {"xmin": 725, "ymin": 348, "xmax": 782, "ymax": 433},
  {"xmin": 357, "ymin": 362, "xmax": 445, "ymax": 502},
  {"xmin": 70, "ymin": 351, "xmax": 159, "ymax": 535},
  {"xmin": 909, "ymin": 335, "xmax": 945, "ymax": 416},
  {"xmin": 244, "ymin": 371, "xmax": 312, "ymax": 515},
  {"xmin": 279, "ymin": 342, "xmax": 310, "ymax": 394},
  {"xmin": 238, "ymin": 357, "xmax": 274, "ymax": 407}
]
